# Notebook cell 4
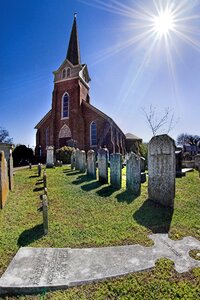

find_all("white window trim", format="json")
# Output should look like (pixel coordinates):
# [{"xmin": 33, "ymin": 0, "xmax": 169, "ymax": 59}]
[
  {"xmin": 61, "ymin": 92, "xmax": 69, "ymax": 120},
  {"xmin": 90, "ymin": 121, "xmax": 97, "ymax": 146}
]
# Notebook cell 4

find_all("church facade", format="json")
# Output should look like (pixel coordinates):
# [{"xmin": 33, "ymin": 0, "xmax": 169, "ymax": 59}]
[{"xmin": 35, "ymin": 15, "xmax": 126, "ymax": 159}]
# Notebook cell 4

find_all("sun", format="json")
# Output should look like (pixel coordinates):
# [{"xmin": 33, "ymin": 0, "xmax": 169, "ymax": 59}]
[{"xmin": 153, "ymin": 9, "xmax": 175, "ymax": 37}]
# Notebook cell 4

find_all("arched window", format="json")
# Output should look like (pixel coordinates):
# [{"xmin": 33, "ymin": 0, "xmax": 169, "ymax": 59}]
[
  {"xmin": 62, "ymin": 69, "xmax": 66, "ymax": 78},
  {"xmin": 67, "ymin": 68, "xmax": 71, "ymax": 77},
  {"xmin": 90, "ymin": 122, "xmax": 97, "ymax": 146},
  {"xmin": 62, "ymin": 93, "xmax": 69, "ymax": 119}
]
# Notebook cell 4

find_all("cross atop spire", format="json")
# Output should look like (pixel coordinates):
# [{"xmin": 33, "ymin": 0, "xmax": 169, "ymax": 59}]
[{"xmin": 66, "ymin": 14, "xmax": 81, "ymax": 65}]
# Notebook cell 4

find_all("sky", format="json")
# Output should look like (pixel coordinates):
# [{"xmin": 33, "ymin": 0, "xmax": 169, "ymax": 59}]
[{"xmin": 1, "ymin": 0, "xmax": 200, "ymax": 147}]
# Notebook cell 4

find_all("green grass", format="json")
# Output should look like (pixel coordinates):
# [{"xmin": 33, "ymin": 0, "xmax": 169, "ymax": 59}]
[{"xmin": 0, "ymin": 166, "xmax": 200, "ymax": 299}]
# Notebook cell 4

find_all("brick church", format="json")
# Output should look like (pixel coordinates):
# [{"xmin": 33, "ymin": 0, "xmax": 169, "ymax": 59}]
[{"xmin": 35, "ymin": 15, "xmax": 126, "ymax": 159}]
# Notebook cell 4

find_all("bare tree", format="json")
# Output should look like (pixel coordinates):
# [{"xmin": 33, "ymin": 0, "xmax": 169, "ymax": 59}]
[
  {"xmin": 177, "ymin": 133, "xmax": 200, "ymax": 146},
  {"xmin": 0, "ymin": 127, "xmax": 12, "ymax": 144},
  {"xmin": 142, "ymin": 105, "xmax": 177, "ymax": 136}
]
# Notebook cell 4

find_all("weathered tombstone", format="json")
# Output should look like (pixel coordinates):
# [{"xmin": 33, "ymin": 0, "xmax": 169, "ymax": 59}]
[
  {"xmin": 148, "ymin": 134, "xmax": 175, "ymax": 208},
  {"xmin": 29, "ymin": 163, "xmax": 32, "ymax": 169},
  {"xmin": 87, "ymin": 150, "xmax": 96, "ymax": 179},
  {"xmin": 43, "ymin": 171, "xmax": 47, "ymax": 188},
  {"xmin": 46, "ymin": 146, "xmax": 54, "ymax": 168},
  {"xmin": 42, "ymin": 194, "xmax": 48, "ymax": 235},
  {"xmin": 79, "ymin": 150, "xmax": 86, "ymax": 173},
  {"xmin": 98, "ymin": 148, "xmax": 108, "ymax": 184},
  {"xmin": 8, "ymin": 151, "xmax": 14, "ymax": 191},
  {"xmin": 126, "ymin": 152, "xmax": 141, "ymax": 196},
  {"xmin": 44, "ymin": 187, "xmax": 48, "ymax": 196},
  {"xmin": 38, "ymin": 163, "xmax": 42, "ymax": 177},
  {"xmin": 71, "ymin": 150, "xmax": 76, "ymax": 170},
  {"xmin": 0, "ymin": 143, "xmax": 13, "ymax": 163},
  {"xmin": 75, "ymin": 149, "xmax": 80, "ymax": 170},
  {"xmin": 0, "ymin": 151, "xmax": 9, "ymax": 209},
  {"xmin": 110, "ymin": 153, "xmax": 122, "ymax": 189}
]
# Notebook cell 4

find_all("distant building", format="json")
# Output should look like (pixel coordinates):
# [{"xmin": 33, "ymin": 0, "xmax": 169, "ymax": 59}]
[{"xmin": 35, "ymin": 15, "xmax": 126, "ymax": 160}]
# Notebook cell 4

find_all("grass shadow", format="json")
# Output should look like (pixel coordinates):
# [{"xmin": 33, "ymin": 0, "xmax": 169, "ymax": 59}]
[
  {"xmin": 116, "ymin": 190, "xmax": 139, "ymax": 204},
  {"xmin": 29, "ymin": 175, "xmax": 39, "ymax": 178},
  {"xmin": 65, "ymin": 170, "xmax": 81, "ymax": 176},
  {"xmin": 17, "ymin": 224, "xmax": 44, "ymax": 247},
  {"xmin": 72, "ymin": 174, "xmax": 93, "ymax": 185},
  {"xmin": 33, "ymin": 187, "xmax": 44, "ymax": 192},
  {"xmin": 35, "ymin": 180, "xmax": 44, "ymax": 185},
  {"xmin": 96, "ymin": 185, "xmax": 116, "ymax": 198},
  {"xmin": 133, "ymin": 199, "xmax": 174, "ymax": 233},
  {"xmin": 81, "ymin": 181, "xmax": 102, "ymax": 192}
]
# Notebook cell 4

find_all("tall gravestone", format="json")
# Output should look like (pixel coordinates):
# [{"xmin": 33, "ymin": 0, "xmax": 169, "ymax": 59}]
[
  {"xmin": 98, "ymin": 148, "xmax": 108, "ymax": 184},
  {"xmin": 148, "ymin": 134, "xmax": 175, "ymax": 208},
  {"xmin": 79, "ymin": 150, "xmax": 86, "ymax": 173},
  {"xmin": 71, "ymin": 150, "xmax": 76, "ymax": 170},
  {"xmin": 75, "ymin": 149, "xmax": 80, "ymax": 171},
  {"xmin": 0, "ymin": 151, "xmax": 9, "ymax": 209},
  {"xmin": 110, "ymin": 153, "xmax": 122, "ymax": 189},
  {"xmin": 87, "ymin": 150, "xmax": 96, "ymax": 179},
  {"xmin": 46, "ymin": 146, "xmax": 54, "ymax": 168},
  {"xmin": 126, "ymin": 152, "xmax": 141, "ymax": 196},
  {"xmin": 42, "ymin": 195, "xmax": 48, "ymax": 235},
  {"xmin": 8, "ymin": 151, "xmax": 14, "ymax": 191}
]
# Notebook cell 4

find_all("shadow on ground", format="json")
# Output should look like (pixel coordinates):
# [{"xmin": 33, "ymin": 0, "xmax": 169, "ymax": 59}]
[
  {"xmin": 29, "ymin": 175, "xmax": 39, "ymax": 178},
  {"xmin": 17, "ymin": 224, "xmax": 44, "ymax": 247},
  {"xmin": 96, "ymin": 185, "xmax": 116, "ymax": 198},
  {"xmin": 133, "ymin": 199, "xmax": 174, "ymax": 233},
  {"xmin": 81, "ymin": 181, "xmax": 102, "ymax": 192},
  {"xmin": 116, "ymin": 190, "xmax": 139, "ymax": 204},
  {"xmin": 63, "ymin": 170, "xmax": 80, "ymax": 176},
  {"xmin": 33, "ymin": 187, "xmax": 44, "ymax": 192},
  {"xmin": 72, "ymin": 174, "xmax": 93, "ymax": 185},
  {"xmin": 35, "ymin": 180, "xmax": 44, "ymax": 185}
]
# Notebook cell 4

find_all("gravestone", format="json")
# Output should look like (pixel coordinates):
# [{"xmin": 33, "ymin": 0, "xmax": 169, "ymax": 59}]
[
  {"xmin": 87, "ymin": 150, "xmax": 96, "ymax": 179},
  {"xmin": 46, "ymin": 146, "xmax": 54, "ymax": 168},
  {"xmin": 38, "ymin": 164, "xmax": 42, "ymax": 177},
  {"xmin": 71, "ymin": 150, "xmax": 76, "ymax": 170},
  {"xmin": 175, "ymin": 150, "xmax": 183, "ymax": 178},
  {"xmin": 0, "ymin": 151, "xmax": 9, "ymax": 209},
  {"xmin": 148, "ymin": 134, "xmax": 175, "ymax": 208},
  {"xmin": 98, "ymin": 148, "xmax": 108, "ymax": 184},
  {"xmin": 8, "ymin": 151, "xmax": 14, "ymax": 191},
  {"xmin": 110, "ymin": 153, "xmax": 122, "ymax": 189},
  {"xmin": 42, "ymin": 195, "xmax": 48, "ymax": 235},
  {"xmin": 79, "ymin": 150, "xmax": 86, "ymax": 173},
  {"xmin": 126, "ymin": 152, "xmax": 141, "ymax": 196},
  {"xmin": 0, "ymin": 143, "xmax": 13, "ymax": 163},
  {"xmin": 75, "ymin": 149, "xmax": 80, "ymax": 170}
]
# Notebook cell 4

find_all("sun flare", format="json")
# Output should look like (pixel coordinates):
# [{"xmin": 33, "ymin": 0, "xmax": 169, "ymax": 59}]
[{"xmin": 153, "ymin": 9, "xmax": 175, "ymax": 37}]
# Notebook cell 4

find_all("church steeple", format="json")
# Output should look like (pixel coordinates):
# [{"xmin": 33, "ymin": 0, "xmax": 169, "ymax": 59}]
[{"xmin": 66, "ymin": 13, "xmax": 81, "ymax": 65}]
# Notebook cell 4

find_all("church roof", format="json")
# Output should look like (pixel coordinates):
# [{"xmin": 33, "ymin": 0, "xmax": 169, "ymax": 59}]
[
  {"xmin": 66, "ymin": 14, "xmax": 81, "ymax": 65},
  {"xmin": 34, "ymin": 110, "xmax": 52, "ymax": 129},
  {"xmin": 82, "ymin": 101, "xmax": 125, "ymax": 136},
  {"xmin": 125, "ymin": 133, "xmax": 142, "ymax": 141}
]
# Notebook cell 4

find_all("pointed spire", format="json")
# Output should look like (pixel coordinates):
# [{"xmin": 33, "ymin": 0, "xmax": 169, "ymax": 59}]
[{"xmin": 66, "ymin": 13, "xmax": 81, "ymax": 65}]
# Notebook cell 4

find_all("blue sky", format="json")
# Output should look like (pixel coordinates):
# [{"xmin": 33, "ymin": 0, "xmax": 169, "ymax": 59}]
[{"xmin": 1, "ymin": 0, "xmax": 200, "ymax": 147}]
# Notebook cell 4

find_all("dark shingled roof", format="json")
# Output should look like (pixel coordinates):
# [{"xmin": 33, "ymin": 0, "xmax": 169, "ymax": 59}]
[
  {"xmin": 125, "ymin": 133, "xmax": 142, "ymax": 141},
  {"xmin": 66, "ymin": 15, "xmax": 81, "ymax": 65}
]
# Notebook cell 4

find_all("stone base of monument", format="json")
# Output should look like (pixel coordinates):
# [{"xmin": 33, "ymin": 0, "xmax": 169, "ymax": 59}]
[
  {"xmin": 46, "ymin": 163, "xmax": 54, "ymax": 168},
  {"xmin": 0, "ymin": 234, "xmax": 200, "ymax": 295}
]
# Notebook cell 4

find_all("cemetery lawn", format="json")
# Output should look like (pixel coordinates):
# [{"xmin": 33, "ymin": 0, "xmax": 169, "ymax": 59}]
[{"xmin": 0, "ymin": 166, "xmax": 200, "ymax": 299}]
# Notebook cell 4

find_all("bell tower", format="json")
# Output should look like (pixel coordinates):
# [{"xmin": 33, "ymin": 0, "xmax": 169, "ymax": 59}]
[{"xmin": 50, "ymin": 14, "xmax": 91, "ymax": 150}]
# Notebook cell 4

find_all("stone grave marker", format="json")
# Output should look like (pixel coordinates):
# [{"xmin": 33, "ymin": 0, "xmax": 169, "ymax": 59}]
[
  {"xmin": 8, "ymin": 151, "xmax": 14, "ymax": 191},
  {"xmin": 110, "ymin": 153, "xmax": 122, "ymax": 189},
  {"xmin": 42, "ymin": 195, "xmax": 48, "ymax": 235},
  {"xmin": 46, "ymin": 146, "xmax": 54, "ymax": 168},
  {"xmin": 98, "ymin": 148, "xmax": 108, "ymax": 184},
  {"xmin": 75, "ymin": 149, "xmax": 80, "ymax": 170},
  {"xmin": 87, "ymin": 150, "xmax": 96, "ymax": 179},
  {"xmin": 71, "ymin": 150, "xmax": 76, "ymax": 170},
  {"xmin": 0, "ymin": 151, "xmax": 9, "ymax": 209},
  {"xmin": 148, "ymin": 134, "xmax": 175, "ymax": 208},
  {"xmin": 43, "ymin": 172, "xmax": 47, "ymax": 188},
  {"xmin": 79, "ymin": 150, "xmax": 86, "ymax": 173},
  {"xmin": 126, "ymin": 152, "xmax": 141, "ymax": 196}
]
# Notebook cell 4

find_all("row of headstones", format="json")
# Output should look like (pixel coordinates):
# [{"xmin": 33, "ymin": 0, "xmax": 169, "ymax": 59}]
[
  {"xmin": 37, "ymin": 164, "xmax": 48, "ymax": 235},
  {"xmin": 71, "ymin": 135, "xmax": 176, "ymax": 208},
  {"xmin": 0, "ymin": 150, "xmax": 14, "ymax": 209},
  {"xmin": 71, "ymin": 148, "xmax": 142, "ymax": 196}
]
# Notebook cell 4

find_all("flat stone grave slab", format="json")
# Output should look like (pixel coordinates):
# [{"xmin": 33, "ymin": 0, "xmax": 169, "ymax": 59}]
[{"xmin": 0, "ymin": 234, "xmax": 200, "ymax": 295}]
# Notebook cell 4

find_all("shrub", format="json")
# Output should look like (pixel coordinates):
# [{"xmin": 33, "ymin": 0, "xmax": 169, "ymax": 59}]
[{"xmin": 55, "ymin": 146, "xmax": 74, "ymax": 164}]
